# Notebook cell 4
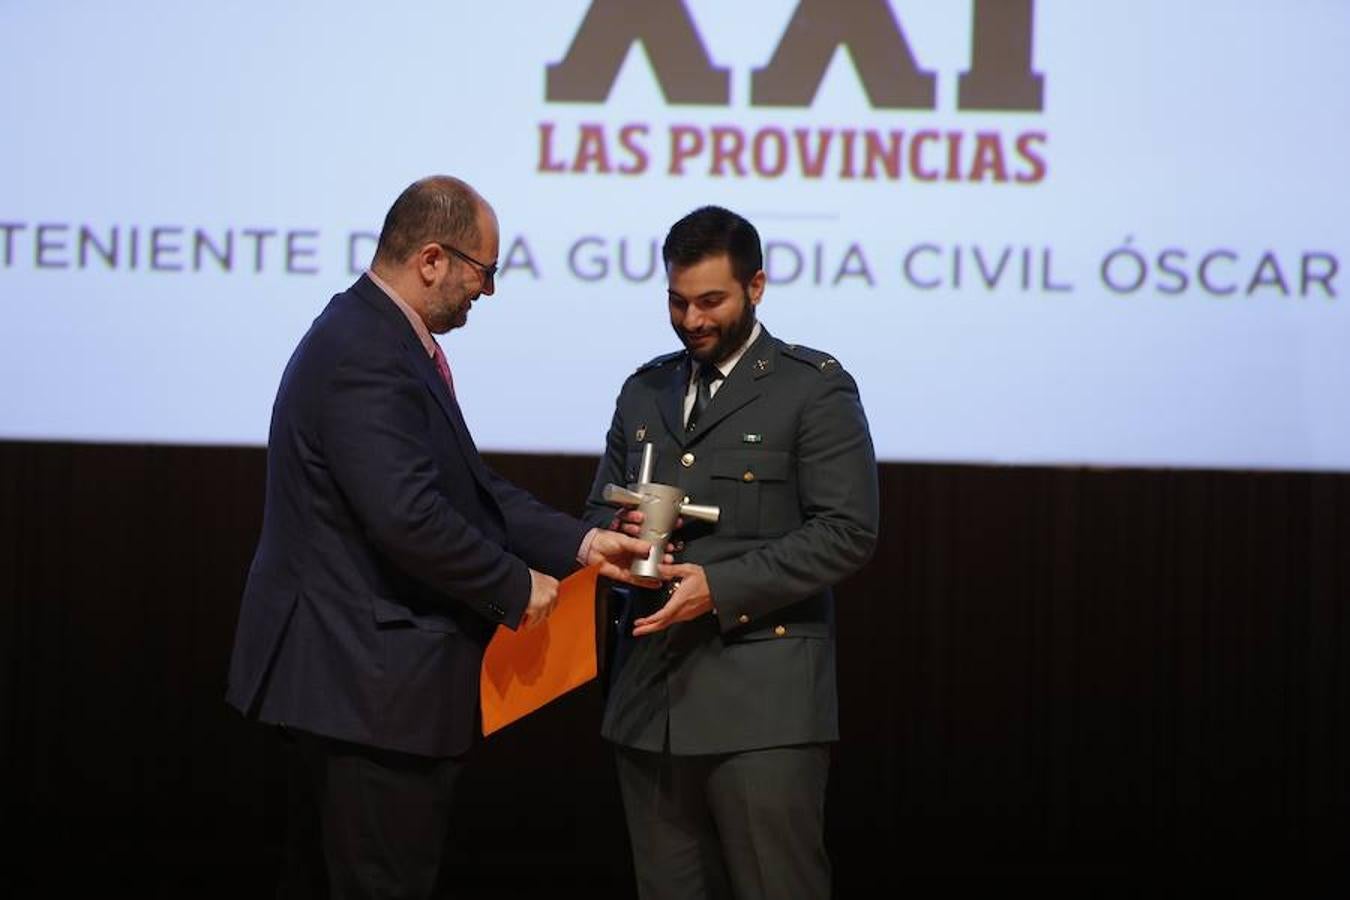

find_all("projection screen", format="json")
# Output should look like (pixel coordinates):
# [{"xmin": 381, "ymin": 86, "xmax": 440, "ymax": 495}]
[{"xmin": 2, "ymin": 0, "xmax": 1346, "ymax": 470}]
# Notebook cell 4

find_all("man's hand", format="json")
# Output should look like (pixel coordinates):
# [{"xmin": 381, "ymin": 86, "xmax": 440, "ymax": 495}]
[
  {"xmin": 607, "ymin": 509, "xmax": 686, "ymax": 554},
  {"xmin": 585, "ymin": 530, "xmax": 658, "ymax": 585},
  {"xmin": 632, "ymin": 563, "xmax": 714, "ymax": 636},
  {"xmin": 522, "ymin": 568, "xmax": 559, "ymax": 630}
]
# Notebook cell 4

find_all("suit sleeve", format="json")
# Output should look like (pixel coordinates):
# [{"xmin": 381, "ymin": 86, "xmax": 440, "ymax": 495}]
[
  {"xmin": 319, "ymin": 350, "xmax": 532, "ymax": 628},
  {"xmin": 703, "ymin": 368, "xmax": 880, "ymax": 630},
  {"xmin": 481, "ymin": 466, "xmax": 590, "ymax": 579}
]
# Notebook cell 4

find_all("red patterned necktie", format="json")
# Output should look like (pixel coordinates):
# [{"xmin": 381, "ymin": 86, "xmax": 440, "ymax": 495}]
[{"xmin": 431, "ymin": 343, "xmax": 456, "ymax": 397}]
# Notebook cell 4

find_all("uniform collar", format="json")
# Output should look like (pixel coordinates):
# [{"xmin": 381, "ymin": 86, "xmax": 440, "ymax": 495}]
[{"xmin": 691, "ymin": 321, "xmax": 763, "ymax": 384}]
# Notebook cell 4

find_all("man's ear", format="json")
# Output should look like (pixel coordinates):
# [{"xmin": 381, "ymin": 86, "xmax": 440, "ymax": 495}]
[
  {"xmin": 747, "ymin": 269, "xmax": 767, "ymax": 305},
  {"xmin": 415, "ymin": 243, "xmax": 444, "ymax": 285}
]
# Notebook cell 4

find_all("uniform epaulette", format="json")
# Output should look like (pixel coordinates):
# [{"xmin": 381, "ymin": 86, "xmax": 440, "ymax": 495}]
[
  {"xmin": 633, "ymin": 349, "xmax": 685, "ymax": 375},
  {"xmin": 780, "ymin": 343, "xmax": 843, "ymax": 374}
]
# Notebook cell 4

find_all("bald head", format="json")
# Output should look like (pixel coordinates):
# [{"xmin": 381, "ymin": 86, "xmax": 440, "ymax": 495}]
[
  {"xmin": 368, "ymin": 176, "xmax": 500, "ymax": 334},
  {"xmin": 373, "ymin": 175, "xmax": 485, "ymax": 267}
]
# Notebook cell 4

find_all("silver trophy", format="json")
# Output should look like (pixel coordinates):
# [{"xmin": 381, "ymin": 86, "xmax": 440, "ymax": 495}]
[{"xmin": 602, "ymin": 443, "xmax": 720, "ymax": 581}]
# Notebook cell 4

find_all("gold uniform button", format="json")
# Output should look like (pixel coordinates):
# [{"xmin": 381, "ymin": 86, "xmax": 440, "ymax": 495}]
[
  {"xmin": 742, "ymin": 470, "xmax": 755, "ymax": 483},
  {"xmin": 680, "ymin": 452, "xmax": 695, "ymax": 468},
  {"xmin": 774, "ymin": 625, "xmax": 787, "ymax": 637},
  {"xmin": 738, "ymin": 614, "xmax": 750, "ymax": 624}
]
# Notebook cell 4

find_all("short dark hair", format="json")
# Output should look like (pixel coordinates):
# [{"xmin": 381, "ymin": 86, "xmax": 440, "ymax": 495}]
[
  {"xmin": 662, "ymin": 205, "xmax": 762, "ymax": 289},
  {"xmin": 373, "ymin": 176, "xmax": 481, "ymax": 265}
]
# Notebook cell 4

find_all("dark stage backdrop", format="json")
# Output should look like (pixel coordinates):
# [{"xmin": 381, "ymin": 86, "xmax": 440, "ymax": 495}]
[{"xmin": 2, "ymin": 441, "xmax": 1347, "ymax": 897}]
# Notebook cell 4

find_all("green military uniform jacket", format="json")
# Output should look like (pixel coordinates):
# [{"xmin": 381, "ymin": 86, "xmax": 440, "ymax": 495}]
[{"xmin": 584, "ymin": 326, "xmax": 880, "ymax": 755}]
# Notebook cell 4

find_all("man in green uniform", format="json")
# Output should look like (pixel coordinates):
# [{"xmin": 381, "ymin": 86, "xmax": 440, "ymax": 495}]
[{"xmin": 585, "ymin": 205, "xmax": 880, "ymax": 899}]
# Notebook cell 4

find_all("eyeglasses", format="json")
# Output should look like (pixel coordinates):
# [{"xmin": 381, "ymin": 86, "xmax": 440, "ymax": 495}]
[{"xmin": 437, "ymin": 243, "xmax": 497, "ymax": 284}]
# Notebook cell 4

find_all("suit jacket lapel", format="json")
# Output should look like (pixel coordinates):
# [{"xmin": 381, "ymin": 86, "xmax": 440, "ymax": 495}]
[
  {"xmin": 352, "ymin": 275, "xmax": 496, "ymax": 492},
  {"xmin": 406, "ymin": 343, "xmax": 505, "ymax": 493}
]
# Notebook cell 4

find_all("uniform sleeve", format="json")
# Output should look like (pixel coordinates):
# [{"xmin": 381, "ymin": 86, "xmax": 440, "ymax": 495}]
[
  {"xmin": 583, "ymin": 393, "xmax": 631, "ymax": 529},
  {"xmin": 703, "ymin": 368, "xmax": 880, "ymax": 630}
]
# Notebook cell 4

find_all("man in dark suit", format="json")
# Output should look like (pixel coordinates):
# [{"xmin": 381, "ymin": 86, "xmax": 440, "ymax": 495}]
[
  {"xmin": 226, "ymin": 175, "xmax": 650, "ymax": 898},
  {"xmin": 584, "ymin": 206, "xmax": 880, "ymax": 899}
]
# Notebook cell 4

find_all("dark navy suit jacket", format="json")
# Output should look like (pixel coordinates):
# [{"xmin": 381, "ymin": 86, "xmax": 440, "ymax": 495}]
[{"xmin": 226, "ymin": 275, "xmax": 589, "ymax": 757}]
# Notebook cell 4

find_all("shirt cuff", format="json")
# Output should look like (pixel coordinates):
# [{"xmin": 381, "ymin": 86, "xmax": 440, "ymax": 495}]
[{"xmin": 575, "ymin": 527, "xmax": 598, "ymax": 566}]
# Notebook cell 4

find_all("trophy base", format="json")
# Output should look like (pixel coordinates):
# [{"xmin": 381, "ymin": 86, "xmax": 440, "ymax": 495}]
[{"xmin": 630, "ymin": 546, "xmax": 664, "ymax": 583}]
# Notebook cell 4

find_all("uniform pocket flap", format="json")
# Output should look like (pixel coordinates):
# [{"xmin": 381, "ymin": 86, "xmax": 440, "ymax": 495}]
[{"xmin": 709, "ymin": 450, "xmax": 791, "ymax": 482}]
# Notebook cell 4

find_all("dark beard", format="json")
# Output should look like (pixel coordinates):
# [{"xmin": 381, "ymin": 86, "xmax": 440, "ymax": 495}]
[{"xmin": 682, "ymin": 300, "xmax": 757, "ymax": 365}]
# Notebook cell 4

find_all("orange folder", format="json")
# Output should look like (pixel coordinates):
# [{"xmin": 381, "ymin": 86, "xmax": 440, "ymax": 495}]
[{"xmin": 480, "ymin": 564, "xmax": 600, "ymax": 736}]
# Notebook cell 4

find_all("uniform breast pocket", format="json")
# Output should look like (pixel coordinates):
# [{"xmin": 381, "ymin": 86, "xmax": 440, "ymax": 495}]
[{"xmin": 710, "ymin": 450, "xmax": 794, "ymax": 536}]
